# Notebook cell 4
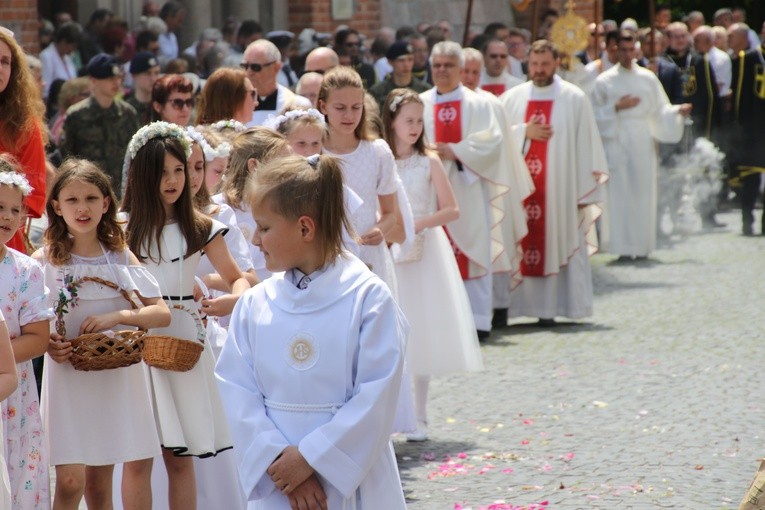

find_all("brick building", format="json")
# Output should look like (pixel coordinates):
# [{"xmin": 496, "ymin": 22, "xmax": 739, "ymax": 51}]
[{"xmin": 3, "ymin": 0, "xmax": 601, "ymax": 57}]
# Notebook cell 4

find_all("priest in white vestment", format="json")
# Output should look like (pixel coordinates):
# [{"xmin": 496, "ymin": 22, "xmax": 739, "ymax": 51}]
[
  {"xmin": 462, "ymin": 48, "xmax": 534, "ymax": 328},
  {"xmin": 501, "ymin": 40, "xmax": 608, "ymax": 323},
  {"xmin": 479, "ymin": 39, "xmax": 524, "ymax": 97},
  {"xmin": 421, "ymin": 41, "xmax": 510, "ymax": 338},
  {"xmin": 591, "ymin": 31, "xmax": 691, "ymax": 260}
]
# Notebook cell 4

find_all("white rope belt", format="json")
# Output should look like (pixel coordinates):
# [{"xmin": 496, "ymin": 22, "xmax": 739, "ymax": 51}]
[{"xmin": 264, "ymin": 399, "xmax": 344, "ymax": 415}]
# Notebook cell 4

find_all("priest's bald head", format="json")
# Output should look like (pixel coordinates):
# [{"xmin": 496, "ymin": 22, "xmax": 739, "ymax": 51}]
[{"xmin": 430, "ymin": 41, "xmax": 464, "ymax": 93}]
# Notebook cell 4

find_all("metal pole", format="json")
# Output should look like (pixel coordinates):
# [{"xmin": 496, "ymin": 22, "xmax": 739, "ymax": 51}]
[
  {"xmin": 648, "ymin": 0, "xmax": 656, "ymax": 63},
  {"xmin": 532, "ymin": 0, "xmax": 540, "ymax": 41}
]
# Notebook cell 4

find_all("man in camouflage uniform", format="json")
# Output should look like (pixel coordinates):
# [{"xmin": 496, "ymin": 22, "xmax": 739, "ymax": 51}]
[
  {"xmin": 124, "ymin": 51, "xmax": 160, "ymax": 126},
  {"xmin": 369, "ymin": 40, "xmax": 431, "ymax": 110},
  {"xmin": 60, "ymin": 53, "xmax": 140, "ymax": 197}
]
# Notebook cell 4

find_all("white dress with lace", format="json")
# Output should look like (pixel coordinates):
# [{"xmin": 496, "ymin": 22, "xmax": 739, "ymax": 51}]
[
  {"xmin": 324, "ymin": 139, "xmax": 400, "ymax": 297},
  {"xmin": 394, "ymin": 154, "xmax": 484, "ymax": 376},
  {"xmin": 40, "ymin": 249, "xmax": 162, "ymax": 465}
]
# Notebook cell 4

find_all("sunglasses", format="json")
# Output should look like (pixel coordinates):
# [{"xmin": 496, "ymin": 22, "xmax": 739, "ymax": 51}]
[
  {"xmin": 167, "ymin": 98, "xmax": 194, "ymax": 110},
  {"xmin": 345, "ymin": 42, "xmax": 361, "ymax": 47},
  {"xmin": 240, "ymin": 61, "xmax": 276, "ymax": 73},
  {"xmin": 488, "ymin": 53, "xmax": 508, "ymax": 59}
]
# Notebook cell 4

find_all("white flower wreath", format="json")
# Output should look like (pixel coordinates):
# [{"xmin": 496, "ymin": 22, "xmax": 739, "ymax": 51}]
[
  {"xmin": 122, "ymin": 121, "xmax": 193, "ymax": 180},
  {"xmin": 185, "ymin": 126, "xmax": 233, "ymax": 162},
  {"xmin": 210, "ymin": 119, "xmax": 247, "ymax": 133},
  {"xmin": 263, "ymin": 108, "xmax": 325, "ymax": 132},
  {"xmin": 0, "ymin": 171, "xmax": 33, "ymax": 197}
]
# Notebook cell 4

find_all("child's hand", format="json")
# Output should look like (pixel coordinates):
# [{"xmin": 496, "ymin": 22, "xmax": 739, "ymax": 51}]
[
  {"xmin": 287, "ymin": 474, "xmax": 327, "ymax": 510},
  {"xmin": 200, "ymin": 294, "xmax": 237, "ymax": 317},
  {"xmin": 193, "ymin": 282, "xmax": 204, "ymax": 302},
  {"xmin": 267, "ymin": 445, "xmax": 314, "ymax": 495},
  {"xmin": 360, "ymin": 227, "xmax": 384, "ymax": 246},
  {"xmin": 48, "ymin": 333, "xmax": 72, "ymax": 363},
  {"xmin": 79, "ymin": 312, "xmax": 121, "ymax": 335}
]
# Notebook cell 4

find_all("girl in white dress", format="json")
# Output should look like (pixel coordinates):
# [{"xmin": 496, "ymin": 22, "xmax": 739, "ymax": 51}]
[
  {"xmin": 121, "ymin": 122, "xmax": 250, "ymax": 510},
  {"xmin": 212, "ymin": 127, "xmax": 292, "ymax": 280},
  {"xmin": 35, "ymin": 160, "xmax": 171, "ymax": 510},
  {"xmin": 0, "ymin": 311, "xmax": 18, "ymax": 510},
  {"xmin": 319, "ymin": 66, "xmax": 404, "ymax": 297},
  {"xmin": 0, "ymin": 157, "xmax": 52, "ymax": 510},
  {"xmin": 382, "ymin": 89, "xmax": 484, "ymax": 442},
  {"xmin": 215, "ymin": 154, "xmax": 408, "ymax": 509}
]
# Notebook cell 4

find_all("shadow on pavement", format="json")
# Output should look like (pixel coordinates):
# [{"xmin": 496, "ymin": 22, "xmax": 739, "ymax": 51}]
[{"xmin": 395, "ymin": 438, "xmax": 478, "ymax": 481}]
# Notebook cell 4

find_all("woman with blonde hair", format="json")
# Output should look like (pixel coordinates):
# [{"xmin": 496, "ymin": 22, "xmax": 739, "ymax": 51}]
[
  {"xmin": 0, "ymin": 27, "xmax": 48, "ymax": 254},
  {"xmin": 196, "ymin": 68, "xmax": 257, "ymax": 125}
]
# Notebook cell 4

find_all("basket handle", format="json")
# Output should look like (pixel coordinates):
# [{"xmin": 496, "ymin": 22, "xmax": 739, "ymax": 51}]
[
  {"xmin": 169, "ymin": 304, "xmax": 206, "ymax": 345},
  {"xmin": 70, "ymin": 276, "xmax": 147, "ymax": 335}
]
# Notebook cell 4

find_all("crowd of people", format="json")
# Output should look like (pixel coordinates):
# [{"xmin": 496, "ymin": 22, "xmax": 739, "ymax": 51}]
[{"xmin": 0, "ymin": 2, "xmax": 762, "ymax": 509}]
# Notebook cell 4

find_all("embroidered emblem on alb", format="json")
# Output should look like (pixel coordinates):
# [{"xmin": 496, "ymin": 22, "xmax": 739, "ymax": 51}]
[{"xmin": 285, "ymin": 333, "xmax": 319, "ymax": 370}]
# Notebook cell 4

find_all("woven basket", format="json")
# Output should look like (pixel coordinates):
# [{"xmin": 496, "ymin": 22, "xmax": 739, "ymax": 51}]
[
  {"xmin": 142, "ymin": 304, "xmax": 205, "ymax": 372},
  {"xmin": 64, "ymin": 277, "xmax": 145, "ymax": 372}
]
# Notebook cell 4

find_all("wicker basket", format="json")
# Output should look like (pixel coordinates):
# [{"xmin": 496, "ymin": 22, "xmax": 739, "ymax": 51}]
[
  {"xmin": 63, "ymin": 277, "xmax": 145, "ymax": 372},
  {"xmin": 142, "ymin": 304, "xmax": 205, "ymax": 372}
]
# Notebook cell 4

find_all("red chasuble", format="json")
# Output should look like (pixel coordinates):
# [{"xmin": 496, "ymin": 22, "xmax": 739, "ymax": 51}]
[
  {"xmin": 434, "ymin": 100, "xmax": 471, "ymax": 279},
  {"xmin": 520, "ymin": 100, "xmax": 554, "ymax": 277},
  {"xmin": 481, "ymin": 83, "xmax": 506, "ymax": 97}
]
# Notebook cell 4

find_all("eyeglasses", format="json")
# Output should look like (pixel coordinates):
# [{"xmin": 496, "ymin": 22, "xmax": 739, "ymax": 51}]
[
  {"xmin": 167, "ymin": 98, "xmax": 194, "ymax": 110},
  {"xmin": 344, "ymin": 42, "xmax": 361, "ymax": 48},
  {"xmin": 240, "ymin": 61, "xmax": 276, "ymax": 73},
  {"xmin": 488, "ymin": 53, "xmax": 508, "ymax": 59}
]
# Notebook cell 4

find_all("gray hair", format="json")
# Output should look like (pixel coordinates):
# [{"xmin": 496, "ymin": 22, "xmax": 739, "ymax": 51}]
[
  {"xmin": 245, "ymin": 38, "xmax": 281, "ymax": 62},
  {"xmin": 430, "ymin": 41, "xmax": 464, "ymax": 67},
  {"xmin": 692, "ymin": 25, "xmax": 714, "ymax": 43},
  {"xmin": 462, "ymin": 47, "xmax": 483, "ymax": 64}
]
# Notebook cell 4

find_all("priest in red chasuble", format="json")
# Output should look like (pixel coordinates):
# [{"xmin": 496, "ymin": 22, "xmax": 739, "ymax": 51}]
[{"xmin": 500, "ymin": 40, "xmax": 608, "ymax": 325}]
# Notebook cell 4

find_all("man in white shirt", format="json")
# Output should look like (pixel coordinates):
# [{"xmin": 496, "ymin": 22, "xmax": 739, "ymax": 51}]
[
  {"xmin": 158, "ymin": 1, "xmax": 186, "ymax": 61},
  {"xmin": 40, "ymin": 22, "xmax": 81, "ymax": 99}
]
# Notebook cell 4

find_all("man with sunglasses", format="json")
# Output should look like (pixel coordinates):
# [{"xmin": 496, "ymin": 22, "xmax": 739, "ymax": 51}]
[
  {"xmin": 60, "ymin": 53, "xmax": 139, "ymax": 198},
  {"xmin": 242, "ymin": 39, "xmax": 310, "ymax": 127},
  {"xmin": 479, "ymin": 38, "xmax": 523, "ymax": 97}
]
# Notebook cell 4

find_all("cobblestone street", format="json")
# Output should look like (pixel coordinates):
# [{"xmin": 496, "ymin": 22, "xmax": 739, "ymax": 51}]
[{"xmin": 396, "ymin": 211, "xmax": 765, "ymax": 509}]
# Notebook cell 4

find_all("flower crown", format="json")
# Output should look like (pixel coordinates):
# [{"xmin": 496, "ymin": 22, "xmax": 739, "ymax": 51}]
[
  {"xmin": 264, "ymin": 108, "xmax": 325, "ymax": 132},
  {"xmin": 210, "ymin": 119, "xmax": 247, "ymax": 133},
  {"xmin": 0, "ymin": 171, "xmax": 33, "ymax": 197},
  {"xmin": 122, "ymin": 121, "xmax": 193, "ymax": 179},
  {"xmin": 185, "ymin": 126, "xmax": 233, "ymax": 162},
  {"xmin": 389, "ymin": 95, "xmax": 406, "ymax": 113}
]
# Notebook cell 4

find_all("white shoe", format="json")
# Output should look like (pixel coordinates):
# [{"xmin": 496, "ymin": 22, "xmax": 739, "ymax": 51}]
[{"xmin": 406, "ymin": 422, "xmax": 428, "ymax": 442}]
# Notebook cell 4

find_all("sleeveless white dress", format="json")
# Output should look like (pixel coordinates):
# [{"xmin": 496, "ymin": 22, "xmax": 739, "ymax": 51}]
[
  {"xmin": 41, "ymin": 249, "xmax": 162, "ymax": 466},
  {"xmin": 394, "ymin": 154, "xmax": 484, "ymax": 376}
]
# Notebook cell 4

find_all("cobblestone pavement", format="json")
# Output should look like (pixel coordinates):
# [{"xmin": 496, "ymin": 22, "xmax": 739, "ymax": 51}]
[{"xmin": 395, "ymin": 211, "xmax": 765, "ymax": 509}]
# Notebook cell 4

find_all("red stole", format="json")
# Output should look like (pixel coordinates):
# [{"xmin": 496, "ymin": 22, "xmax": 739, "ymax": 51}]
[
  {"xmin": 434, "ymin": 99, "xmax": 471, "ymax": 279},
  {"xmin": 520, "ymin": 100, "xmax": 554, "ymax": 277},
  {"xmin": 481, "ymin": 83, "xmax": 506, "ymax": 97}
]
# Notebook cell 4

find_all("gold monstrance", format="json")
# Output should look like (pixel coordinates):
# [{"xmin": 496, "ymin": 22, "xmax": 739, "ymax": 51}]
[{"xmin": 550, "ymin": 0, "xmax": 589, "ymax": 69}]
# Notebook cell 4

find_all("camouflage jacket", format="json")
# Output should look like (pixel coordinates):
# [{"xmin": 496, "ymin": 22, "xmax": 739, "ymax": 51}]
[
  {"xmin": 369, "ymin": 75, "xmax": 431, "ymax": 111},
  {"xmin": 60, "ymin": 96, "xmax": 140, "ymax": 196}
]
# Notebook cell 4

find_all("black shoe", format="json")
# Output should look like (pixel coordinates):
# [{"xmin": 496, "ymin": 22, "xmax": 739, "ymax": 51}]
[
  {"xmin": 477, "ymin": 329, "xmax": 491, "ymax": 341},
  {"xmin": 616, "ymin": 255, "xmax": 633, "ymax": 263},
  {"xmin": 634, "ymin": 255, "xmax": 649, "ymax": 262},
  {"xmin": 537, "ymin": 318, "xmax": 556, "ymax": 327},
  {"xmin": 492, "ymin": 308, "xmax": 508, "ymax": 329},
  {"xmin": 743, "ymin": 225, "xmax": 754, "ymax": 236}
]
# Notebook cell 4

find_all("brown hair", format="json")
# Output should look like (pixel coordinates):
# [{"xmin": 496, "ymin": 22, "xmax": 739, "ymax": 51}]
[
  {"xmin": 151, "ymin": 74, "xmax": 194, "ymax": 121},
  {"xmin": 44, "ymin": 159, "xmax": 126, "ymax": 265},
  {"xmin": 196, "ymin": 67, "xmax": 248, "ymax": 125},
  {"xmin": 382, "ymin": 88, "xmax": 428, "ymax": 159},
  {"xmin": 122, "ymin": 136, "xmax": 212, "ymax": 262},
  {"xmin": 221, "ymin": 127, "xmax": 290, "ymax": 210},
  {"xmin": 529, "ymin": 39, "xmax": 559, "ymax": 59},
  {"xmin": 0, "ymin": 30, "xmax": 46, "ymax": 150},
  {"xmin": 189, "ymin": 141, "xmax": 217, "ymax": 213},
  {"xmin": 249, "ymin": 154, "xmax": 354, "ymax": 266},
  {"xmin": 317, "ymin": 66, "xmax": 371, "ymax": 141}
]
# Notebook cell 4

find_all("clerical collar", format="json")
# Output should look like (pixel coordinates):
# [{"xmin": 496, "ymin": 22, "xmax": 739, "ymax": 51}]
[
  {"xmin": 287, "ymin": 266, "xmax": 326, "ymax": 289},
  {"xmin": 255, "ymin": 89, "xmax": 278, "ymax": 111},
  {"xmin": 435, "ymin": 85, "xmax": 462, "ymax": 103}
]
